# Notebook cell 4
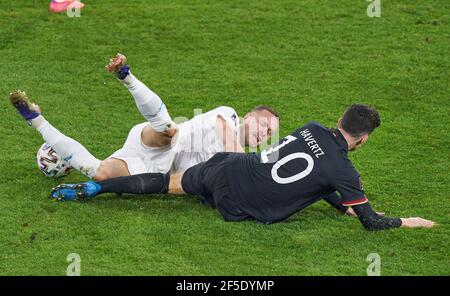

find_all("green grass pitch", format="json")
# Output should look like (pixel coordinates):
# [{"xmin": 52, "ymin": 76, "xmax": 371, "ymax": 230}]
[{"xmin": 0, "ymin": 0, "xmax": 449, "ymax": 275}]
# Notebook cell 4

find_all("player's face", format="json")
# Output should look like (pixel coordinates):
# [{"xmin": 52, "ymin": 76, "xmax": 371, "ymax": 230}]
[{"xmin": 244, "ymin": 110, "xmax": 279, "ymax": 147}]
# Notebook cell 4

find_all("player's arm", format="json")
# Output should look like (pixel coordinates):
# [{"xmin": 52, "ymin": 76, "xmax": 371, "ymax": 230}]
[
  {"xmin": 351, "ymin": 202, "xmax": 435, "ymax": 231},
  {"xmin": 333, "ymin": 167, "xmax": 434, "ymax": 230},
  {"xmin": 351, "ymin": 202, "xmax": 401, "ymax": 230},
  {"xmin": 216, "ymin": 115, "xmax": 244, "ymax": 153},
  {"xmin": 322, "ymin": 192, "xmax": 348, "ymax": 214},
  {"xmin": 323, "ymin": 192, "xmax": 385, "ymax": 216}
]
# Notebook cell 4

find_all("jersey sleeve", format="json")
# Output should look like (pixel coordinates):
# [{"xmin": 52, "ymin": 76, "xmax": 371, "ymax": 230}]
[
  {"xmin": 198, "ymin": 107, "xmax": 239, "ymax": 154},
  {"xmin": 215, "ymin": 106, "xmax": 239, "ymax": 129},
  {"xmin": 333, "ymin": 167, "xmax": 368, "ymax": 206}
]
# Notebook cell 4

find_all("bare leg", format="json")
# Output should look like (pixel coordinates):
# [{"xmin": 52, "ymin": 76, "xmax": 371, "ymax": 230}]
[
  {"xmin": 51, "ymin": 169, "xmax": 186, "ymax": 201},
  {"xmin": 140, "ymin": 124, "xmax": 178, "ymax": 148},
  {"xmin": 106, "ymin": 54, "xmax": 176, "ymax": 148},
  {"xmin": 94, "ymin": 158, "xmax": 131, "ymax": 181},
  {"xmin": 168, "ymin": 172, "xmax": 186, "ymax": 195}
]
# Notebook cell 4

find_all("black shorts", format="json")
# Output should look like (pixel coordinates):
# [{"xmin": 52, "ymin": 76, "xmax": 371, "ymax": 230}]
[{"xmin": 181, "ymin": 153, "xmax": 250, "ymax": 222}]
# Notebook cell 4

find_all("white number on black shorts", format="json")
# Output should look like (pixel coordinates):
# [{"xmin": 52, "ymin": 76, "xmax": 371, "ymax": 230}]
[{"xmin": 271, "ymin": 152, "xmax": 314, "ymax": 184}]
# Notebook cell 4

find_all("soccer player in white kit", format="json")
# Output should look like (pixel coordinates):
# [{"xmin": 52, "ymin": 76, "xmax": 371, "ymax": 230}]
[{"xmin": 10, "ymin": 54, "xmax": 279, "ymax": 184}]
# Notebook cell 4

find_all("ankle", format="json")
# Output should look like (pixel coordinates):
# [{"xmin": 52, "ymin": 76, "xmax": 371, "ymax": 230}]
[{"xmin": 31, "ymin": 115, "xmax": 47, "ymax": 129}]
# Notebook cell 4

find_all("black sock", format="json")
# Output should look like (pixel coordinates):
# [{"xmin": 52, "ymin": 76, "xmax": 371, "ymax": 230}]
[{"xmin": 97, "ymin": 173, "xmax": 170, "ymax": 195}]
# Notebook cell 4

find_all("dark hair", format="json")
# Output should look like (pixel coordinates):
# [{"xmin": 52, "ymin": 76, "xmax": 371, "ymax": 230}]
[
  {"xmin": 341, "ymin": 104, "xmax": 380, "ymax": 137},
  {"xmin": 252, "ymin": 105, "xmax": 279, "ymax": 118}
]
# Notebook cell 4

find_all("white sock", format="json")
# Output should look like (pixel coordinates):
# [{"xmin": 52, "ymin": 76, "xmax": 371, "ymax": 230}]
[
  {"xmin": 122, "ymin": 73, "xmax": 173, "ymax": 132},
  {"xmin": 31, "ymin": 115, "xmax": 46, "ymax": 129},
  {"xmin": 32, "ymin": 116, "xmax": 101, "ymax": 178}
]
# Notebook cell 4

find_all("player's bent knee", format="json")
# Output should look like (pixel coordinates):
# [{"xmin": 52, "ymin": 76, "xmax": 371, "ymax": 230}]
[
  {"xmin": 93, "ymin": 165, "xmax": 112, "ymax": 181},
  {"xmin": 141, "ymin": 125, "xmax": 177, "ymax": 148},
  {"xmin": 93, "ymin": 171, "xmax": 108, "ymax": 182},
  {"xmin": 94, "ymin": 159, "xmax": 130, "ymax": 181}
]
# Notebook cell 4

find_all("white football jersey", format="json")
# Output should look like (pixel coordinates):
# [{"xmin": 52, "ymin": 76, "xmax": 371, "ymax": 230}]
[{"xmin": 171, "ymin": 106, "xmax": 240, "ymax": 173}]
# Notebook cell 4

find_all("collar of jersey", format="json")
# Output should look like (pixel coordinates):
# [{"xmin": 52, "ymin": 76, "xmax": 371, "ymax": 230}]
[{"xmin": 330, "ymin": 128, "xmax": 348, "ymax": 152}]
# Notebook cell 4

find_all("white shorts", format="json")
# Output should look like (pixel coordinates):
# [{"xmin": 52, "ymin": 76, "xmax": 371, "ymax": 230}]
[{"xmin": 108, "ymin": 123, "xmax": 175, "ymax": 175}]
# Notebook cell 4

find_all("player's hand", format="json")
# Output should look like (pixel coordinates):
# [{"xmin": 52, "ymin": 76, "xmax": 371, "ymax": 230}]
[
  {"xmin": 346, "ymin": 207, "xmax": 385, "ymax": 217},
  {"xmin": 400, "ymin": 217, "xmax": 435, "ymax": 228}
]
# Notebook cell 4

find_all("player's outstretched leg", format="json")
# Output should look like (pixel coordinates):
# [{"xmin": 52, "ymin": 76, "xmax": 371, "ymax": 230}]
[
  {"xmin": 50, "ymin": 172, "xmax": 171, "ymax": 201},
  {"xmin": 10, "ymin": 90, "xmax": 101, "ymax": 178},
  {"xmin": 106, "ymin": 53, "xmax": 175, "ymax": 133}
]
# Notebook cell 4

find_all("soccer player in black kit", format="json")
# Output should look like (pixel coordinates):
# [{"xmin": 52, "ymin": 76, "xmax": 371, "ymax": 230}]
[{"xmin": 52, "ymin": 104, "xmax": 434, "ymax": 230}]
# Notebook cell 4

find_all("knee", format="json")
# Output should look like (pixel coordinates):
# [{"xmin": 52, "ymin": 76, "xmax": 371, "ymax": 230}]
[
  {"xmin": 141, "ymin": 125, "xmax": 177, "ymax": 148},
  {"xmin": 93, "ymin": 159, "xmax": 131, "ymax": 181},
  {"xmin": 93, "ymin": 170, "xmax": 109, "ymax": 182},
  {"xmin": 93, "ymin": 163, "xmax": 114, "ymax": 181}
]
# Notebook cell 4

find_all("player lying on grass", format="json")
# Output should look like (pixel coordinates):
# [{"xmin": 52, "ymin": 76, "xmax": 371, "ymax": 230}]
[
  {"xmin": 10, "ymin": 54, "xmax": 279, "ymax": 181},
  {"xmin": 51, "ymin": 104, "xmax": 435, "ymax": 230}
]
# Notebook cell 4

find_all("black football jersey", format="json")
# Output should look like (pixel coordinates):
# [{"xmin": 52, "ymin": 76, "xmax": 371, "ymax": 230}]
[{"xmin": 224, "ymin": 122, "xmax": 368, "ymax": 223}]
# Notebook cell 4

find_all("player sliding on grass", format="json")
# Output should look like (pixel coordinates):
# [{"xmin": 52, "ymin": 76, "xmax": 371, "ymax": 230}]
[
  {"xmin": 10, "ymin": 54, "xmax": 279, "ymax": 181},
  {"xmin": 51, "ymin": 104, "xmax": 435, "ymax": 230}
]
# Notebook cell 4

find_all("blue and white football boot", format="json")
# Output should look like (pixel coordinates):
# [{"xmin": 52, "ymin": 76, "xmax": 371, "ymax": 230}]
[
  {"xmin": 9, "ymin": 90, "xmax": 41, "ymax": 124},
  {"xmin": 50, "ymin": 181, "xmax": 101, "ymax": 202}
]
